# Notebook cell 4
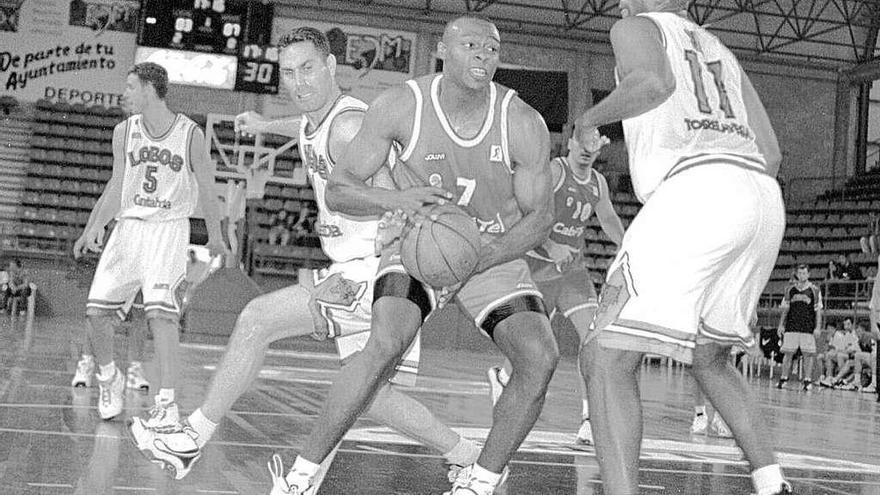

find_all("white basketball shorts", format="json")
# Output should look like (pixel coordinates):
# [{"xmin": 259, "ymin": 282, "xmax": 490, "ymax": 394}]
[{"xmin": 593, "ymin": 163, "xmax": 785, "ymax": 364}]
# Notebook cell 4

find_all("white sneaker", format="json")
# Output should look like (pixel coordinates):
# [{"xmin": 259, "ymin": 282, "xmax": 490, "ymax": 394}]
[
  {"xmin": 690, "ymin": 412, "xmax": 708, "ymax": 435},
  {"xmin": 575, "ymin": 418, "xmax": 593, "ymax": 446},
  {"xmin": 142, "ymin": 397, "xmax": 180, "ymax": 429},
  {"xmin": 125, "ymin": 362, "xmax": 150, "ymax": 391},
  {"xmin": 267, "ymin": 454, "xmax": 315, "ymax": 495},
  {"xmin": 709, "ymin": 414, "xmax": 733, "ymax": 438},
  {"xmin": 129, "ymin": 418, "xmax": 201, "ymax": 480},
  {"xmin": 71, "ymin": 355, "xmax": 94, "ymax": 388},
  {"xmin": 486, "ymin": 366, "xmax": 508, "ymax": 406},
  {"xmin": 445, "ymin": 464, "xmax": 509, "ymax": 495},
  {"xmin": 97, "ymin": 367, "xmax": 124, "ymax": 420}
]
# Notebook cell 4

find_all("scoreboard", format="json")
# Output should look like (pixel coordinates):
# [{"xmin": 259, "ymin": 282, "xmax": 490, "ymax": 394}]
[{"xmin": 137, "ymin": 0, "xmax": 278, "ymax": 94}]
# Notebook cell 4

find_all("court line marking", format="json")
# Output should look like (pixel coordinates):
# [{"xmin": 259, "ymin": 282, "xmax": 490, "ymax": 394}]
[{"xmin": 8, "ymin": 424, "xmax": 880, "ymax": 487}]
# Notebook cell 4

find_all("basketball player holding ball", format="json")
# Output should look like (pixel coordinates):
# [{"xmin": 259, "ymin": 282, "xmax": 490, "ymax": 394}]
[{"xmin": 274, "ymin": 16, "xmax": 558, "ymax": 495}]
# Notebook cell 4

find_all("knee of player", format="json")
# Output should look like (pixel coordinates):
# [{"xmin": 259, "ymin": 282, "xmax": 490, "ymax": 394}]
[{"xmin": 515, "ymin": 336, "xmax": 560, "ymax": 378}]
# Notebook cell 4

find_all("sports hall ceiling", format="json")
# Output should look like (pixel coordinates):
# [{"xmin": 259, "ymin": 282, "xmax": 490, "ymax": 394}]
[{"xmin": 297, "ymin": 0, "xmax": 880, "ymax": 68}]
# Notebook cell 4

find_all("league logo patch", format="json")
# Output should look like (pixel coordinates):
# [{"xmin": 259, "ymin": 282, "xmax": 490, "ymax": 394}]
[
  {"xmin": 490, "ymin": 145, "xmax": 503, "ymax": 162},
  {"xmin": 428, "ymin": 173, "xmax": 443, "ymax": 188}
]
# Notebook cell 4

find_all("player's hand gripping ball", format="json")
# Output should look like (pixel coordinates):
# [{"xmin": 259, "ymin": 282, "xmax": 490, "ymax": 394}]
[{"xmin": 400, "ymin": 204, "xmax": 481, "ymax": 288}]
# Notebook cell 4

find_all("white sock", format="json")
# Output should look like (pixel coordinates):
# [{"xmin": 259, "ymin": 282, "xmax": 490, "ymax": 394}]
[
  {"xmin": 158, "ymin": 388, "xmax": 175, "ymax": 404},
  {"xmin": 98, "ymin": 362, "xmax": 116, "ymax": 380},
  {"xmin": 581, "ymin": 400, "xmax": 590, "ymax": 420},
  {"xmin": 694, "ymin": 405, "xmax": 706, "ymax": 416},
  {"xmin": 469, "ymin": 463, "xmax": 502, "ymax": 487},
  {"xmin": 752, "ymin": 464, "xmax": 787, "ymax": 495},
  {"xmin": 82, "ymin": 354, "xmax": 93, "ymax": 362},
  {"xmin": 288, "ymin": 456, "xmax": 321, "ymax": 487},
  {"xmin": 187, "ymin": 408, "xmax": 217, "ymax": 447},
  {"xmin": 129, "ymin": 360, "xmax": 141, "ymax": 369},
  {"xmin": 443, "ymin": 437, "xmax": 480, "ymax": 466}
]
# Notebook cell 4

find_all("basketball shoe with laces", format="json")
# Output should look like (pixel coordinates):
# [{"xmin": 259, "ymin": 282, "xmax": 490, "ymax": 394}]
[
  {"xmin": 71, "ymin": 355, "xmax": 94, "ymax": 388},
  {"xmin": 267, "ymin": 455, "xmax": 315, "ymax": 495},
  {"xmin": 709, "ymin": 414, "xmax": 733, "ymax": 438},
  {"xmin": 575, "ymin": 417, "xmax": 593, "ymax": 445},
  {"xmin": 97, "ymin": 366, "xmax": 124, "ymax": 420},
  {"xmin": 444, "ymin": 464, "xmax": 509, "ymax": 495},
  {"xmin": 142, "ymin": 396, "xmax": 180, "ymax": 429},
  {"xmin": 128, "ymin": 418, "xmax": 202, "ymax": 480},
  {"xmin": 690, "ymin": 412, "xmax": 708, "ymax": 435}
]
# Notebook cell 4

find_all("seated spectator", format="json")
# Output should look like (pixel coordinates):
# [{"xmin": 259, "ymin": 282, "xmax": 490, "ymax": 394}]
[
  {"xmin": 1, "ymin": 259, "xmax": 31, "ymax": 314},
  {"xmin": 837, "ymin": 253, "xmax": 864, "ymax": 281},
  {"xmin": 267, "ymin": 209, "xmax": 291, "ymax": 246},
  {"xmin": 820, "ymin": 317, "xmax": 860, "ymax": 386},
  {"xmin": 828, "ymin": 323, "xmax": 876, "ymax": 391},
  {"xmin": 813, "ymin": 322, "xmax": 836, "ymax": 382}
]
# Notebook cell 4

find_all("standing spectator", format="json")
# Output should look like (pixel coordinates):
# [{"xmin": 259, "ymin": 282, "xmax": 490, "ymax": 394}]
[
  {"xmin": 837, "ymin": 254, "xmax": 864, "ymax": 309},
  {"xmin": 775, "ymin": 264, "xmax": 822, "ymax": 391},
  {"xmin": 824, "ymin": 260, "xmax": 842, "ymax": 309},
  {"xmin": 1, "ymin": 259, "xmax": 31, "ymax": 314},
  {"xmin": 820, "ymin": 317, "xmax": 859, "ymax": 387}
]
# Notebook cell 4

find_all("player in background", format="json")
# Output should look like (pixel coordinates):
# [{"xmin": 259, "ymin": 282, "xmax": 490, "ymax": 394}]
[
  {"xmin": 775, "ymin": 264, "xmax": 823, "ymax": 391},
  {"xmin": 574, "ymin": 0, "xmax": 791, "ymax": 493},
  {"xmin": 486, "ymin": 126, "xmax": 623, "ymax": 447},
  {"xmin": 273, "ymin": 16, "xmax": 558, "ymax": 495},
  {"xmin": 129, "ymin": 28, "xmax": 480, "ymax": 488},
  {"xmin": 71, "ymin": 194, "xmax": 149, "ymax": 392},
  {"xmin": 74, "ymin": 62, "xmax": 226, "ymax": 423}
]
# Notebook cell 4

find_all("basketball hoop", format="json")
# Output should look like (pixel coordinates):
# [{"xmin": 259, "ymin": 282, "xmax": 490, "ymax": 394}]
[{"xmin": 246, "ymin": 166, "xmax": 271, "ymax": 200}]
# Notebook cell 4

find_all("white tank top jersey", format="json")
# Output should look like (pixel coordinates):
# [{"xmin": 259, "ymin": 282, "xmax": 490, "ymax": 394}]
[
  {"xmin": 622, "ymin": 12, "xmax": 767, "ymax": 203},
  {"xmin": 119, "ymin": 113, "xmax": 199, "ymax": 221},
  {"xmin": 298, "ymin": 95, "xmax": 378, "ymax": 263}
]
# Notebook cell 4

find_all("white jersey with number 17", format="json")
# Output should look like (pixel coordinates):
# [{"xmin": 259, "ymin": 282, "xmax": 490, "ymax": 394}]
[{"xmin": 622, "ymin": 12, "xmax": 766, "ymax": 204}]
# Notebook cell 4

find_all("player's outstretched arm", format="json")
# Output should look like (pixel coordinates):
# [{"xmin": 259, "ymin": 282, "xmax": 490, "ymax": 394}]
[
  {"xmin": 74, "ymin": 123, "xmax": 126, "ymax": 257},
  {"xmin": 325, "ymin": 86, "xmax": 450, "ymax": 217},
  {"xmin": 739, "ymin": 68, "xmax": 782, "ymax": 176},
  {"xmin": 190, "ymin": 127, "xmax": 228, "ymax": 258},
  {"xmin": 594, "ymin": 173, "xmax": 625, "ymax": 246},
  {"xmin": 575, "ymin": 16, "xmax": 675, "ymax": 133},
  {"xmin": 234, "ymin": 111, "xmax": 302, "ymax": 138},
  {"xmin": 476, "ymin": 98, "xmax": 554, "ymax": 273}
]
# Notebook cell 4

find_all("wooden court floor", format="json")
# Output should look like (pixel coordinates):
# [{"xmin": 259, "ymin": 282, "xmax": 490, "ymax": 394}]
[{"xmin": 0, "ymin": 315, "xmax": 878, "ymax": 494}]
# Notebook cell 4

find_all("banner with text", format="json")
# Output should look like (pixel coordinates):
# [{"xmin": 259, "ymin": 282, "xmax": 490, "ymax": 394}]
[
  {"xmin": 0, "ymin": 0, "xmax": 138, "ymax": 106},
  {"xmin": 267, "ymin": 18, "xmax": 417, "ymax": 117}
]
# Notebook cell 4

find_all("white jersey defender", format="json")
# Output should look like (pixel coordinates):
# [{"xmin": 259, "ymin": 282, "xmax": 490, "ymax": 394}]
[
  {"xmin": 623, "ymin": 12, "xmax": 767, "ymax": 204},
  {"xmin": 298, "ymin": 95, "xmax": 421, "ymax": 382},
  {"xmin": 86, "ymin": 114, "xmax": 199, "ymax": 318},
  {"xmin": 595, "ymin": 12, "xmax": 785, "ymax": 364}
]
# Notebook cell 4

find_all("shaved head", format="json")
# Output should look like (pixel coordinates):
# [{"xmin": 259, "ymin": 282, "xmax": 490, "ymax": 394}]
[{"xmin": 442, "ymin": 16, "xmax": 500, "ymax": 43}]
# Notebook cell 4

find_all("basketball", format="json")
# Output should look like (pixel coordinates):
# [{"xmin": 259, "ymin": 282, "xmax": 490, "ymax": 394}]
[{"xmin": 400, "ymin": 204, "xmax": 481, "ymax": 287}]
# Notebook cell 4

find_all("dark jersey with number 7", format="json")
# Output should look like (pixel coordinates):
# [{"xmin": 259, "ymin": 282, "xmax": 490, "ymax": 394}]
[{"xmin": 392, "ymin": 74, "xmax": 523, "ymax": 238}]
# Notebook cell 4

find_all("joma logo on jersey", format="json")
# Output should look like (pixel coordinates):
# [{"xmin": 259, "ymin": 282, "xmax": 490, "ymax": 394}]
[
  {"xmin": 316, "ymin": 223, "xmax": 343, "ymax": 238},
  {"xmin": 424, "ymin": 153, "xmax": 446, "ymax": 161},
  {"xmin": 128, "ymin": 146, "xmax": 184, "ymax": 172},
  {"xmin": 303, "ymin": 144, "xmax": 330, "ymax": 180}
]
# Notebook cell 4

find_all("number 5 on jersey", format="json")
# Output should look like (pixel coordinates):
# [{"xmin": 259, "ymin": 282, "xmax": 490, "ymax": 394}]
[{"xmin": 143, "ymin": 166, "xmax": 158, "ymax": 193}]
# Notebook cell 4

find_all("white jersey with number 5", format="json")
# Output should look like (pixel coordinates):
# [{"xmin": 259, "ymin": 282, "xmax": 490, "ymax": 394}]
[
  {"xmin": 119, "ymin": 114, "xmax": 199, "ymax": 221},
  {"xmin": 299, "ymin": 95, "xmax": 378, "ymax": 263},
  {"xmin": 622, "ymin": 12, "xmax": 766, "ymax": 203}
]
